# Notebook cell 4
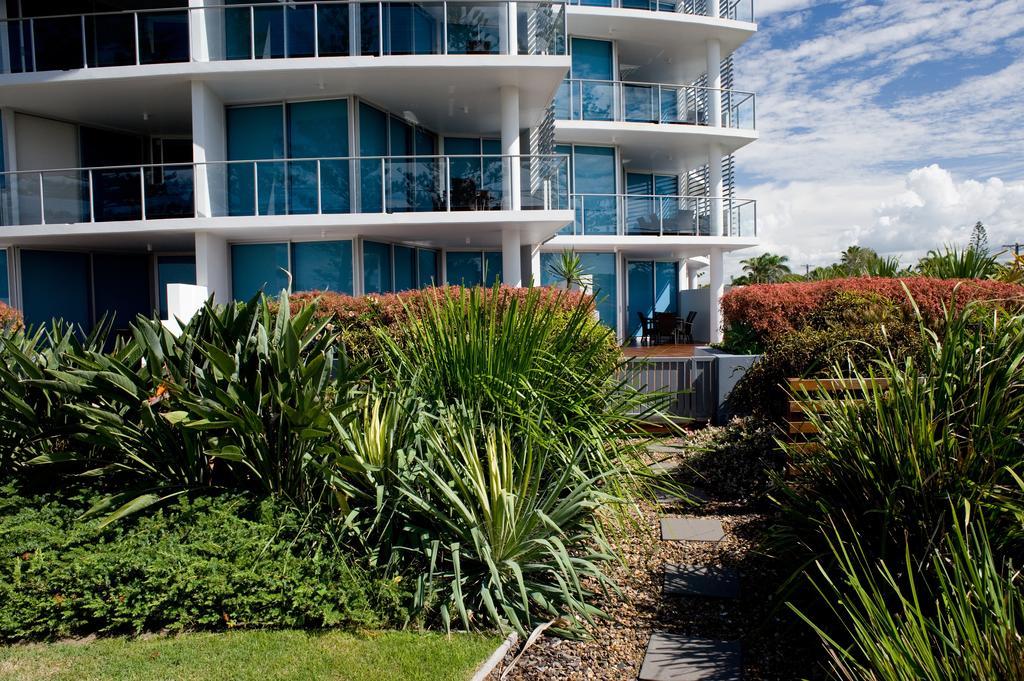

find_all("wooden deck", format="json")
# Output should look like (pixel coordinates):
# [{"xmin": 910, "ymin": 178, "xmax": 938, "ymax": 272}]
[{"xmin": 622, "ymin": 343, "xmax": 699, "ymax": 358}]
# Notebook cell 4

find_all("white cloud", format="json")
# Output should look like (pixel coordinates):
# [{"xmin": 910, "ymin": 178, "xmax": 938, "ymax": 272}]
[
  {"xmin": 729, "ymin": 165, "xmax": 1024, "ymax": 278},
  {"xmin": 725, "ymin": 0, "xmax": 1024, "ymax": 278}
]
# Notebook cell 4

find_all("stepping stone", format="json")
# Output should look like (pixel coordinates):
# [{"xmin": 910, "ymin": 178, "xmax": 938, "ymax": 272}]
[
  {"xmin": 656, "ymin": 487, "xmax": 710, "ymax": 506},
  {"xmin": 639, "ymin": 632, "xmax": 741, "ymax": 681},
  {"xmin": 661, "ymin": 517, "xmax": 726, "ymax": 542},
  {"xmin": 663, "ymin": 565, "xmax": 740, "ymax": 599},
  {"xmin": 649, "ymin": 445, "xmax": 682, "ymax": 454},
  {"xmin": 649, "ymin": 460, "xmax": 681, "ymax": 475}
]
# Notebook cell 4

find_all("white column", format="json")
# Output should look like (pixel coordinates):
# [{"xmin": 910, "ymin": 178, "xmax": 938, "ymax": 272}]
[
  {"xmin": 191, "ymin": 82, "xmax": 226, "ymax": 218},
  {"xmin": 678, "ymin": 259, "xmax": 689, "ymax": 291},
  {"xmin": 708, "ymin": 143, "xmax": 723, "ymax": 237},
  {"xmin": 708, "ymin": 248, "xmax": 724, "ymax": 343},
  {"xmin": 521, "ymin": 243, "xmax": 539, "ymax": 286},
  {"xmin": 502, "ymin": 229, "xmax": 522, "ymax": 287},
  {"xmin": 708, "ymin": 0, "xmax": 721, "ymax": 19},
  {"xmin": 0, "ymin": 2, "xmax": 10, "ymax": 75},
  {"xmin": 501, "ymin": 86, "xmax": 522, "ymax": 211},
  {"xmin": 503, "ymin": 2, "xmax": 519, "ymax": 55},
  {"xmin": 187, "ymin": 0, "xmax": 207, "ymax": 61},
  {"xmin": 195, "ymin": 232, "xmax": 230, "ymax": 303},
  {"xmin": 687, "ymin": 260, "xmax": 699, "ymax": 290},
  {"xmin": 706, "ymin": 38, "xmax": 722, "ymax": 127}
]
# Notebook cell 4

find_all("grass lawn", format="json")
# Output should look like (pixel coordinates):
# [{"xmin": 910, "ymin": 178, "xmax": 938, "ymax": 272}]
[{"xmin": 0, "ymin": 630, "xmax": 503, "ymax": 681}]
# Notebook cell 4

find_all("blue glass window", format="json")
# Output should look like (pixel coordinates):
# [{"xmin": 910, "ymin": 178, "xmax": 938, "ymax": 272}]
[
  {"xmin": 484, "ymin": 252, "xmax": 503, "ymax": 285},
  {"xmin": 627, "ymin": 260, "xmax": 678, "ymax": 337},
  {"xmin": 418, "ymin": 248, "xmax": 440, "ymax": 288},
  {"xmin": 158, "ymin": 255, "xmax": 197, "ymax": 319},
  {"xmin": 573, "ymin": 146, "xmax": 617, "ymax": 235},
  {"xmin": 287, "ymin": 99, "xmax": 350, "ymax": 215},
  {"xmin": 93, "ymin": 253, "xmax": 151, "ymax": 331},
  {"xmin": 317, "ymin": 4, "xmax": 351, "ymax": 56},
  {"xmin": 293, "ymin": 241, "xmax": 354, "ymax": 294},
  {"xmin": 445, "ymin": 137, "xmax": 502, "ymax": 211},
  {"xmin": 359, "ymin": 103, "xmax": 388, "ymax": 213},
  {"xmin": 570, "ymin": 39, "xmax": 614, "ymax": 121},
  {"xmin": 363, "ymin": 240, "xmax": 393, "ymax": 294},
  {"xmin": 542, "ymin": 252, "xmax": 617, "ymax": 332},
  {"xmin": 394, "ymin": 245, "xmax": 417, "ymax": 291},
  {"xmin": 231, "ymin": 243, "xmax": 289, "ymax": 300},
  {"xmin": 446, "ymin": 251, "xmax": 482, "ymax": 286},
  {"xmin": 0, "ymin": 250, "xmax": 8, "ymax": 306},
  {"xmin": 21, "ymin": 250, "xmax": 91, "ymax": 331},
  {"xmin": 227, "ymin": 105, "xmax": 285, "ymax": 216}
]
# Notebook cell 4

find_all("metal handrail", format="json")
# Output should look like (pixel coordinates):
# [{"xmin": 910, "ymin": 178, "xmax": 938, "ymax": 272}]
[
  {"xmin": 0, "ymin": 0, "xmax": 567, "ymax": 73},
  {"xmin": 570, "ymin": 192, "xmax": 756, "ymax": 237},
  {"xmin": 559, "ymin": 78, "xmax": 756, "ymax": 128},
  {"xmin": 0, "ymin": 154, "xmax": 571, "ymax": 227}
]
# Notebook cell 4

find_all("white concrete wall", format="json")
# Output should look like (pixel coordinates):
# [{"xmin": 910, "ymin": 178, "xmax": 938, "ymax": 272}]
[
  {"xmin": 13, "ymin": 114, "xmax": 80, "ymax": 225},
  {"xmin": 678, "ymin": 288, "xmax": 710, "ymax": 343}
]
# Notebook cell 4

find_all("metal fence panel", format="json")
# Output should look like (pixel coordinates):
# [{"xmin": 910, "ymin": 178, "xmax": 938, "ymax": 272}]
[{"xmin": 621, "ymin": 356, "xmax": 717, "ymax": 422}]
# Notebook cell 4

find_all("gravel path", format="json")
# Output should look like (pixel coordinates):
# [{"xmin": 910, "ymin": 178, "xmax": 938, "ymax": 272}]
[{"xmin": 491, "ymin": 443, "xmax": 824, "ymax": 680}]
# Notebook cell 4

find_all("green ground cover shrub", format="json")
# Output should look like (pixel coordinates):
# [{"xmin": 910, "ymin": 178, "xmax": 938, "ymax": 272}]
[
  {"xmin": 0, "ymin": 487, "xmax": 407, "ymax": 641},
  {"xmin": 0, "ymin": 285, "xmax": 646, "ymax": 640}
]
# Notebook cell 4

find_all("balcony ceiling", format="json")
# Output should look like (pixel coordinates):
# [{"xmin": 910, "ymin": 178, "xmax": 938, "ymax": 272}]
[
  {"xmin": 547, "ymin": 234, "xmax": 758, "ymax": 258},
  {"xmin": 554, "ymin": 120, "xmax": 757, "ymax": 173},
  {"xmin": 0, "ymin": 55, "xmax": 569, "ymax": 136},
  {"xmin": 567, "ymin": 8, "xmax": 755, "ymax": 84}
]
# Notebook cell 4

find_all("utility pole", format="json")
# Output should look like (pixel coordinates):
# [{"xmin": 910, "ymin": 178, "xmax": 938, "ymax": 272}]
[
  {"xmin": 803, "ymin": 264, "xmax": 811, "ymax": 276},
  {"xmin": 1003, "ymin": 242, "xmax": 1024, "ymax": 256}
]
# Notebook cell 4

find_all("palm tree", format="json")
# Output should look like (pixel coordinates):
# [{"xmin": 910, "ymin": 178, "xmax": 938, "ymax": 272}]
[
  {"xmin": 840, "ymin": 245, "xmax": 879, "ymax": 276},
  {"xmin": 738, "ymin": 253, "xmax": 792, "ymax": 284}
]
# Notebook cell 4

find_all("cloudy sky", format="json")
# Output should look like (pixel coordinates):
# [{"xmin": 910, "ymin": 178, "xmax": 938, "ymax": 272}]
[{"xmin": 729, "ymin": 0, "xmax": 1024, "ymax": 277}]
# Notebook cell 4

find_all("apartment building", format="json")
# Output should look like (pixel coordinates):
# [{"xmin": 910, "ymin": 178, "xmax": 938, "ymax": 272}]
[{"xmin": 0, "ymin": 0, "xmax": 756, "ymax": 342}]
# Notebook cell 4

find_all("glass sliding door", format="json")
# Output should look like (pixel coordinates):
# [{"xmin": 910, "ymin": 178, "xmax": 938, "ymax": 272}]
[
  {"xmin": 362, "ymin": 240, "xmax": 393, "ymax": 294},
  {"xmin": 569, "ymin": 38, "xmax": 614, "ymax": 121},
  {"xmin": 93, "ymin": 253, "xmax": 151, "ymax": 331},
  {"xmin": 287, "ymin": 99, "xmax": 350, "ymax": 215},
  {"xmin": 80, "ymin": 126, "xmax": 145, "ymax": 223},
  {"xmin": 292, "ymin": 240, "xmax": 354, "ymax": 294},
  {"xmin": 231, "ymin": 243, "xmax": 289, "ymax": 300},
  {"xmin": 573, "ymin": 146, "xmax": 617, "ymax": 234},
  {"xmin": 541, "ymin": 251, "xmax": 617, "ymax": 332},
  {"xmin": 417, "ymin": 248, "xmax": 440, "ymax": 288},
  {"xmin": 21, "ymin": 250, "xmax": 92, "ymax": 331},
  {"xmin": 627, "ymin": 259, "xmax": 679, "ymax": 338},
  {"xmin": 359, "ymin": 103, "xmax": 388, "ymax": 213},
  {"xmin": 227, "ymin": 105, "xmax": 285, "ymax": 216},
  {"xmin": 157, "ymin": 255, "xmax": 197, "ymax": 319}
]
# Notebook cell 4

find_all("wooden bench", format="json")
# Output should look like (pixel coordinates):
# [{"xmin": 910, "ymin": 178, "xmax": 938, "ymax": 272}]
[{"xmin": 786, "ymin": 377, "xmax": 890, "ymax": 454}]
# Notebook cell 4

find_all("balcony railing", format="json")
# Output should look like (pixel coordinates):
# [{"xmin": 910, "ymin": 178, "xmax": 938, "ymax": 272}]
[
  {"xmin": 567, "ymin": 0, "xmax": 752, "ymax": 21},
  {"xmin": 564, "ymin": 193, "xmax": 755, "ymax": 237},
  {"xmin": 556, "ymin": 79, "xmax": 755, "ymax": 129},
  {"xmin": 0, "ymin": 0, "xmax": 565, "ymax": 74},
  {"xmin": 0, "ymin": 155, "xmax": 569, "ymax": 227}
]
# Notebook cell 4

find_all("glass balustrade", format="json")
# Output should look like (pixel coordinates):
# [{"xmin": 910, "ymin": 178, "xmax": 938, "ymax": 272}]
[
  {"xmin": 556, "ymin": 79, "xmax": 756, "ymax": 128},
  {"xmin": 0, "ymin": 155, "xmax": 568, "ymax": 227},
  {"xmin": 0, "ymin": 0, "xmax": 565, "ymax": 73},
  {"xmin": 568, "ymin": 193, "xmax": 756, "ymax": 237},
  {"xmin": 566, "ymin": 0, "xmax": 753, "ymax": 21}
]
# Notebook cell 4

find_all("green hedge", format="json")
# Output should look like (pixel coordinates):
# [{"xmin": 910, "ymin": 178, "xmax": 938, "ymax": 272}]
[{"xmin": 0, "ymin": 487, "xmax": 409, "ymax": 642}]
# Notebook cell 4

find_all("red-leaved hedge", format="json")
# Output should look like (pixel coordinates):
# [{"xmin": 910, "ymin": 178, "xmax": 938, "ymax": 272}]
[
  {"xmin": 0, "ymin": 301, "xmax": 23, "ymax": 331},
  {"xmin": 287, "ymin": 285, "xmax": 598, "ymax": 359},
  {"xmin": 722, "ymin": 277, "xmax": 1024, "ymax": 344}
]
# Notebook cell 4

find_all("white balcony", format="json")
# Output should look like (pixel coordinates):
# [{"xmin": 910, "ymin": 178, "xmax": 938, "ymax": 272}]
[{"xmin": 0, "ymin": 154, "xmax": 573, "ymax": 248}]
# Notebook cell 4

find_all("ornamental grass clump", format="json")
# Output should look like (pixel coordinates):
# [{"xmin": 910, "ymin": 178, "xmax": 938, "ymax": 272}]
[{"xmin": 773, "ymin": 293, "xmax": 1024, "ymax": 680}]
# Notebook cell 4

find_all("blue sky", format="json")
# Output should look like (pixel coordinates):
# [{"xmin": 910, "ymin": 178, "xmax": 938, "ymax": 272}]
[{"xmin": 727, "ymin": 0, "xmax": 1024, "ymax": 275}]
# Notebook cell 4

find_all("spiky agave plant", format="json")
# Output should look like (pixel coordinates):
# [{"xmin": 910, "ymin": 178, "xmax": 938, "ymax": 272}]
[
  {"xmin": 373, "ymin": 285, "xmax": 665, "ymax": 496},
  {"xmin": 398, "ymin": 405, "xmax": 618, "ymax": 637},
  {"xmin": 916, "ymin": 245, "xmax": 1000, "ymax": 279}
]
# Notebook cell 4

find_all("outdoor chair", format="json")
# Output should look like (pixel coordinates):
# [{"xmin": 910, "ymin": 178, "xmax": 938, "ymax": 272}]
[
  {"xmin": 680, "ymin": 310, "xmax": 697, "ymax": 343},
  {"xmin": 637, "ymin": 312, "xmax": 653, "ymax": 346},
  {"xmin": 653, "ymin": 312, "xmax": 679, "ymax": 345}
]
